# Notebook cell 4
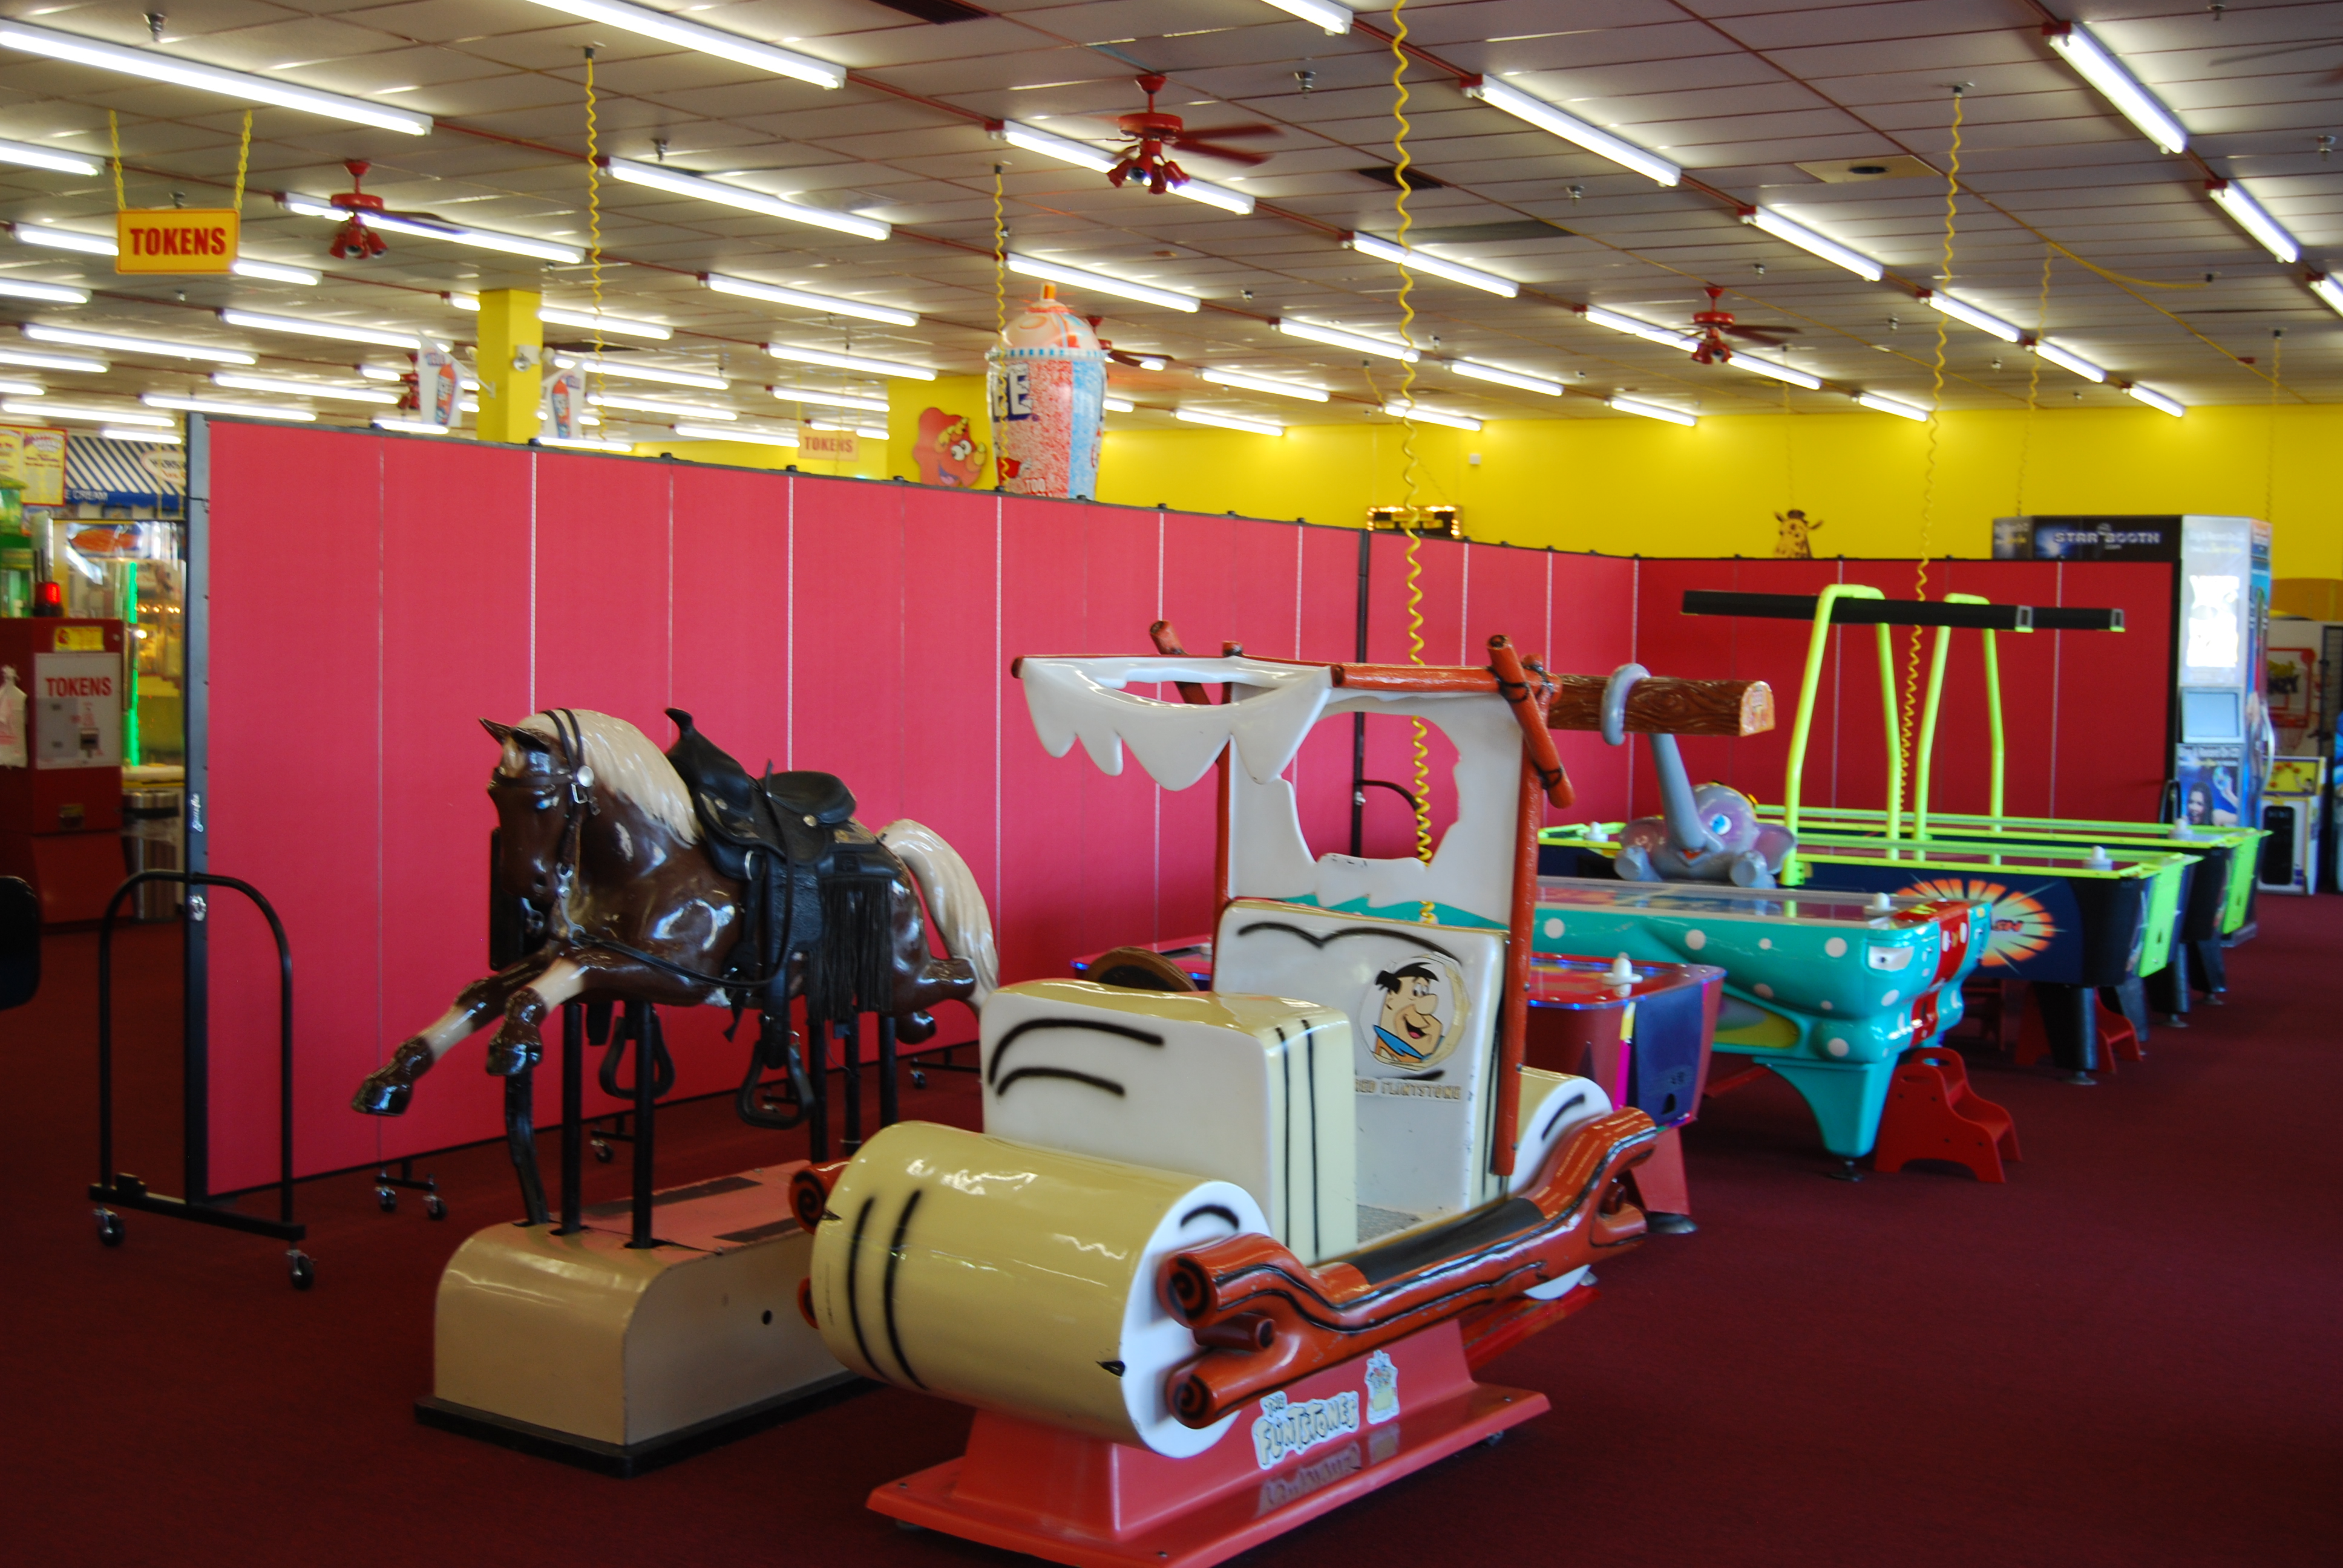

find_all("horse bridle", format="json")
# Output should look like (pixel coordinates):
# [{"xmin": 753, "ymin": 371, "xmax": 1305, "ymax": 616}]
[{"xmin": 537, "ymin": 707, "xmax": 597, "ymax": 941}]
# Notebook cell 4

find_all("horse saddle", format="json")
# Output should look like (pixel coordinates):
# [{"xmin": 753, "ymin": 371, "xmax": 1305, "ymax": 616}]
[{"xmin": 665, "ymin": 708, "xmax": 853, "ymax": 878}]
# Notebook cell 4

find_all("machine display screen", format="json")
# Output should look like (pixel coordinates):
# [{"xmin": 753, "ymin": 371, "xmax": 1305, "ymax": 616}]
[{"xmin": 2181, "ymin": 687, "xmax": 2243, "ymax": 742}]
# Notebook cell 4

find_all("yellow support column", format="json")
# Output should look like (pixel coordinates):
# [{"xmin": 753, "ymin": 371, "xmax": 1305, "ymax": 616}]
[{"xmin": 474, "ymin": 288, "xmax": 542, "ymax": 444}]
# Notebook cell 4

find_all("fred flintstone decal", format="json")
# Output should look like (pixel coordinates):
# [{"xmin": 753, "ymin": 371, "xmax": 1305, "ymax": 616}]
[{"xmin": 1361, "ymin": 956, "xmax": 1469, "ymax": 1071}]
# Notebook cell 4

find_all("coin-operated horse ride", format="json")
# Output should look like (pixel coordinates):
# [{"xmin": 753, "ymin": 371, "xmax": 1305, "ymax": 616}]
[
  {"xmin": 789, "ymin": 637, "xmax": 1772, "ymax": 1566},
  {"xmin": 352, "ymin": 707, "xmax": 995, "ymax": 1470}
]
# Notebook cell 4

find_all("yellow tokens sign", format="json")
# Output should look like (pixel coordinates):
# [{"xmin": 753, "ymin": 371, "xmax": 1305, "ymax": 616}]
[{"xmin": 116, "ymin": 208, "xmax": 240, "ymax": 273}]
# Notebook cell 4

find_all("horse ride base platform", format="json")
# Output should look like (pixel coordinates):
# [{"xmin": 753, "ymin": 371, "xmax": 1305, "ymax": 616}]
[
  {"xmin": 870, "ymin": 1314, "xmax": 1553, "ymax": 1568},
  {"xmin": 416, "ymin": 1162, "xmax": 857, "ymax": 1476}
]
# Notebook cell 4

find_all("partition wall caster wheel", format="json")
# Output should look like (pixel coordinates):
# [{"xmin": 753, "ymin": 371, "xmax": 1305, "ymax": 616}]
[
  {"xmin": 288, "ymin": 1251, "xmax": 315, "ymax": 1291},
  {"xmin": 424, "ymin": 1194, "xmax": 447, "ymax": 1221},
  {"xmin": 592, "ymin": 1138, "xmax": 613, "ymax": 1163},
  {"xmin": 910, "ymin": 1069, "xmax": 928, "ymax": 1089},
  {"xmin": 96, "ymin": 1209, "xmax": 123, "ymax": 1247},
  {"xmin": 376, "ymin": 1184, "xmax": 398, "ymax": 1214},
  {"xmin": 1482, "ymin": 1430, "xmax": 1507, "ymax": 1449}
]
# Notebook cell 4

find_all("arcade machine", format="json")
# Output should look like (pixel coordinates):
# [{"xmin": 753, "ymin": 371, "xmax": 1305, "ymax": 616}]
[
  {"xmin": 795, "ymin": 638, "xmax": 1761, "ymax": 1566},
  {"xmin": 0, "ymin": 615, "xmax": 128, "ymax": 923}
]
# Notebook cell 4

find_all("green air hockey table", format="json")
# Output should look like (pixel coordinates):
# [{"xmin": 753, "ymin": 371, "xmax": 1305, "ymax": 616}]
[
  {"xmin": 1529, "ymin": 877, "xmax": 1987, "ymax": 1167},
  {"xmin": 1541, "ymin": 829, "xmax": 2188, "ymax": 1077}
]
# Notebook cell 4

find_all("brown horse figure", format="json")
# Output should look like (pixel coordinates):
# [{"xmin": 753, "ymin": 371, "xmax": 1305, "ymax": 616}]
[{"xmin": 351, "ymin": 708, "xmax": 995, "ymax": 1124}]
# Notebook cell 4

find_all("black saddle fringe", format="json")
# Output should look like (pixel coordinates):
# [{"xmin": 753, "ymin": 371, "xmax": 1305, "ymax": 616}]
[{"xmin": 811, "ymin": 863, "xmax": 896, "ymax": 1021}]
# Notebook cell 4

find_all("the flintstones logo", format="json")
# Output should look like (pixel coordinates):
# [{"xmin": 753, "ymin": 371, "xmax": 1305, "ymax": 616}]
[
  {"xmin": 1359, "ymin": 955, "xmax": 1469, "ymax": 1071},
  {"xmin": 1901, "ymin": 877, "xmax": 2056, "ymax": 967},
  {"xmin": 1252, "ymin": 1388, "xmax": 1362, "ymax": 1470}
]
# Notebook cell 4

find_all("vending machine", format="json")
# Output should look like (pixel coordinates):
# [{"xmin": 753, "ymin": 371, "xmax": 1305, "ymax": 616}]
[
  {"xmin": 1993, "ymin": 515, "xmax": 2274, "ymax": 849},
  {"xmin": 0, "ymin": 616, "xmax": 127, "ymax": 922},
  {"xmin": 2258, "ymin": 757, "xmax": 2326, "ymax": 895}
]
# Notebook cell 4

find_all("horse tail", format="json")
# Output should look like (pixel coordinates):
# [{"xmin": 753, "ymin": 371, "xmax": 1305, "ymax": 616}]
[{"xmin": 879, "ymin": 819, "xmax": 998, "ymax": 1007}]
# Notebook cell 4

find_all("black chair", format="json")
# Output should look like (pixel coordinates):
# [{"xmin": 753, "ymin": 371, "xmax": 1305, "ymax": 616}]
[{"xmin": 0, "ymin": 876, "xmax": 38, "ymax": 1011}]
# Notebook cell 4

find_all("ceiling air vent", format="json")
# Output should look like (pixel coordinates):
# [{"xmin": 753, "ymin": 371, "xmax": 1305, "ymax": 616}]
[{"xmin": 867, "ymin": 0, "xmax": 989, "ymax": 21}]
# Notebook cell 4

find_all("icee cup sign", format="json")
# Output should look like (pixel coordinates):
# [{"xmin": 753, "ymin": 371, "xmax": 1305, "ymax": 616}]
[{"xmin": 988, "ymin": 291, "xmax": 1106, "ymax": 500}]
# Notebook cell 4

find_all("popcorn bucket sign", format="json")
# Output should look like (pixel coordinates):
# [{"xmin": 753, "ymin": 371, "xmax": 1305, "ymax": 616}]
[{"xmin": 987, "ymin": 292, "xmax": 1106, "ymax": 500}]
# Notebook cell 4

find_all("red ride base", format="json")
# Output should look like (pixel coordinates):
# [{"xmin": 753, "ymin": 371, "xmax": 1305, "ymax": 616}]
[{"xmin": 869, "ymin": 1315, "xmax": 1554, "ymax": 1568}]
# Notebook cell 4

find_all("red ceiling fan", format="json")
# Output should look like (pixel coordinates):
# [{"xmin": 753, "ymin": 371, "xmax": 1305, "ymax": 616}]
[
  {"xmin": 1688, "ymin": 285, "xmax": 1798, "ymax": 365},
  {"xmin": 1107, "ymin": 74, "xmax": 1279, "ymax": 195},
  {"xmin": 320, "ymin": 160, "xmax": 471, "ymax": 260}
]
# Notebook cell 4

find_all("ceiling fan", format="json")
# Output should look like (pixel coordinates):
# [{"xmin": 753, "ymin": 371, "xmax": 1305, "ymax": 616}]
[
  {"xmin": 1688, "ymin": 286, "xmax": 1798, "ymax": 365},
  {"xmin": 1083, "ymin": 318, "xmax": 1175, "ymax": 369},
  {"xmin": 2212, "ymin": 38, "xmax": 2343, "ymax": 84},
  {"xmin": 320, "ymin": 160, "xmax": 474, "ymax": 260},
  {"xmin": 1107, "ymin": 74, "xmax": 1279, "ymax": 195}
]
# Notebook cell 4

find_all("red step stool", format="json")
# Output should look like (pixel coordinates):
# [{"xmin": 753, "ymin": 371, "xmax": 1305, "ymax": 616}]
[
  {"xmin": 1873, "ymin": 1047, "xmax": 2020, "ymax": 1183},
  {"xmin": 1970, "ymin": 979, "xmax": 2143, "ymax": 1073}
]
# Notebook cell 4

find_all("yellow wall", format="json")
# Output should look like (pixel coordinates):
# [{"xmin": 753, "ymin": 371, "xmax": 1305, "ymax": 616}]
[
  {"xmin": 631, "ymin": 434, "xmax": 888, "ymax": 480},
  {"xmin": 1096, "ymin": 403, "xmax": 2342, "ymax": 578}
]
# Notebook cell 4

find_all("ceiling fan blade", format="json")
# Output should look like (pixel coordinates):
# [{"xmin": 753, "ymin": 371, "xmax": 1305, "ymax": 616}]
[
  {"xmin": 2212, "ymin": 39, "xmax": 2343, "ymax": 67},
  {"xmin": 1723, "ymin": 323, "xmax": 1798, "ymax": 339},
  {"xmin": 1183, "ymin": 122, "xmax": 1282, "ymax": 140},
  {"xmin": 1178, "ymin": 140, "xmax": 1271, "ymax": 167}
]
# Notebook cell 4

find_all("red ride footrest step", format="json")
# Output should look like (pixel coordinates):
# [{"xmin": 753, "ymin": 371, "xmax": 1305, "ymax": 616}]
[{"xmin": 1872, "ymin": 1047, "xmax": 2020, "ymax": 1183}]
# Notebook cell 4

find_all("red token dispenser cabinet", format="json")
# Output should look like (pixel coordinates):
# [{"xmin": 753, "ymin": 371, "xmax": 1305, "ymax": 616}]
[{"xmin": 0, "ymin": 618, "xmax": 127, "ymax": 923}]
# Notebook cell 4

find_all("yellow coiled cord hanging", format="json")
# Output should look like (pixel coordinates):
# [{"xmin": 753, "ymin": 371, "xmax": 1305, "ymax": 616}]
[
  {"xmin": 1388, "ymin": 0, "xmax": 1435, "ymax": 918},
  {"xmin": 1902, "ymin": 87, "xmax": 1964, "ymax": 801},
  {"xmin": 585, "ymin": 50, "xmax": 606, "ymax": 400}
]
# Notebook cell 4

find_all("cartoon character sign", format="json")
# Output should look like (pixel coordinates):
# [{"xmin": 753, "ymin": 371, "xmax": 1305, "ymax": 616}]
[
  {"xmin": 915, "ymin": 406, "xmax": 988, "ymax": 488},
  {"xmin": 1773, "ymin": 509, "xmax": 1823, "ymax": 560},
  {"xmin": 1360, "ymin": 956, "xmax": 1468, "ymax": 1071}
]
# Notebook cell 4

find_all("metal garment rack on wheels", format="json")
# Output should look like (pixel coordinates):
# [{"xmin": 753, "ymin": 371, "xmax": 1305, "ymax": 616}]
[{"xmin": 91, "ymin": 870, "xmax": 314, "ymax": 1289}]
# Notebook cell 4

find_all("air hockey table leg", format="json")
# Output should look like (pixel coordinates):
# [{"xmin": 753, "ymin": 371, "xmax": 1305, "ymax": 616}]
[
  {"xmin": 1629, "ymin": 1126, "xmax": 1696, "ymax": 1232},
  {"xmin": 2103, "ymin": 975, "xmax": 2152, "ymax": 1050},
  {"xmin": 2033, "ymin": 982, "xmax": 2102, "ymax": 1083},
  {"xmin": 1763, "ymin": 1059, "xmax": 1895, "ymax": 1179}
]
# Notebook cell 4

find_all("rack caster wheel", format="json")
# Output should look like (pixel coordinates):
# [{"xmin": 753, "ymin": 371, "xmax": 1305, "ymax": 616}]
[
  {"xmin": 289, "ymin": 1251, "xmax": 315, "ymax": 1291},
  {"xmin": 910, "ymin": 1069, "xmax": 928, "ymax": 1089},
  {"xmin": 592, "ymin": 1139, "xmax": 613, "ymax": 1163},
  {"xmin": 376, "ymin": 1184, "xmax": 398, "ymax": 1213},
  {"xmin": 96, "ymin": 1209, "xmax": 123, "ymax": 1247},
  {"xmin": 1482, "ymin": 1429, "xmax": 1507, "ymax": 1449},
  {"xmin": 424, "ymin": 1194, "xmax": 447, "ymax": 1221}
]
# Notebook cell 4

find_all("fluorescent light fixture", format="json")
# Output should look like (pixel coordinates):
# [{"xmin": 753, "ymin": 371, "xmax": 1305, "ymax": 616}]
[
  {"xmin": 1262, "ymin": 0, "xmax": 1351, "ymax": 34},
  {"xmin": 220, "ymin": 309, "xmax": 419, "ymax": 351},
  {"xmin": 445, "ymin": 293, "xmax": 480, "ymax": 311},
  {"xmin": 2126, "ymin": 383, "xmax": 2185, "ymax": 417},
  {"xmin": 2031, "ymin": 338, "xmax": 2105, "ymax": 382},
  {"xmin": 673, "ymin": 422, "xmax": 797, "ymax": 446},
  {"xmin": 1135, "ymin": 356, "xmax": 1167, "ymax": 372},
  {"xmin": 24, "ymin": 323, "xmax": 253, "ymax": 364},
  {"xmin": 2045, "ymin": 23, "xmax": 2187, "ymax": 155},
  {"xmin": 1199, "ymin": 367, "xmax": 1327, "ymax": 402},
  {"xmin": 1176, "ymin": 407, "xmax": 1283, "ymax": 436},
  {"xmin": 704, "ymin": 273, "xmax": 916, "ymax": 326},
  {"xmin": 1463, "ymin": 75, "xmax": 1680, "ymax": 187},
  {"xmin": 560, "ymin": 354, "xmax": 728, "ymax": 391},
  {"xmin": 4, "ymin": 399, "xmax": 170, "ymax": 426},
  {"xmin": 231, "ymin": 256, "xmax": 321, "ymax": 285},
  {"xmin": 0, "ymin": 21, "xmax": 432, "ymax": 135},
  {"xmin": 521, "ymin": 0, "xmax": 843, "ymax": 88},
  {"xmin": 214, "ymin": 372, "xmax": 399, "ymax": 405},
  {"xmin": 769, "ymin": 385, "xmax": 888, "ymax": 413},
  {"xmin": 373, "ymin": 417, "xmax": 451, "ymax": 434},
  {"xmin": 1608, "ymin": 396, "xmax": 1695, "ymax": 427},
  {"xmin": 279, "ymin": 193, "xmax": 585, "ymax": 264},
  {"xmin": 2205, "ymin": 180, "xmax": 2299, "ymax": 264},
  {"xmin": 0, "ymin": 136, "xmax": 101, "ymax": 176},
  {"xmin": 14, "ymin": 223, "xmax": 115, "ymax": 255},
  {"xmin": 1103, "ymin": 396, "xmax": 1135, "ymax": 413},
  {"xmin": 1745, "ymin": 207, "xmax": 1885, "ymax": 282},
  {"xmin": 1276, "ymin": 318, "xmax": 1418, "ymax": 362},
  {"xmin": 1168, "ymin": 175, "xmax": 1254, "ymax": 215},
  {"xmin": 0, "ymin": 278, "xmax": 89, "ymax": 305},
  {"xmin": 765, "ymin": 342, "xmax": 934, "ymax": 380},
  {"xmin": 1384, "ymin": 400, "xmax": 1481, "ymax": 431},
  {"xmin": 0, "ymin": 345, "xmax": 103, "ymax": 373},
  {"xmin": 0, "ymin": 379, "xmax": 40, "ymax": 396},
  {"xmin": 592, "ymin": 393, "xmax": 733, "ymax": 419},
  {"xmin": 459, "ymin": 397, "xmax": 480, "ymax": 413},
  {"xmin": 1450, "ymin": 359, "xmax": 1562, "ymax": 396},
  {"xmin": 1856, "ymin": 391, "xmax": 1929, "ymax": 422},
  {"xmin": 358, "ymin": 364, "xmax": 405, "ymax": 382},
  {"xmin": 2311, "ymin": 274, "xmax": 2343, "ymax": 319},
  {"xmin": 1006, "ymin": 252, "xmax": 1201, "ymax": 313},
  {"xmin": 536, "ymin": 434, "xmax": 637, "ymax": 452},
  {"xmin": 1925, "ymin": 291, "xmax": 2022, "ymax": 344},
  {"xmin": 1733, "ymin": 354, "xmax": 1821, "ymax": 390},
  {"xmin": 603, "ymin": 158, "xmax": 889, "ymax": 241},
  {"xmin": 806, "ymin": 421, "xmax": 889, "ymax": 440},
  {"xmin": 102, "ymin": 426, "xmax": 179, "ymax": 444},
  {"xmin": 1582, "ymin": 305, "xmax": 1694, "ymax": 350},
  {"xmin": 540, "ymin": 306, "xmax": 670, "ymax": 341},
  {"xmin": 994, "ymin": 120, "xmax": 1117, "ymax": 174},
  {"xmin": 142, "ymin": 393, "xmax": 316, "ymax": 421},
  {"xmin": 1346, "ymin": 232, "xmax": 1516, "ymax": 298}
]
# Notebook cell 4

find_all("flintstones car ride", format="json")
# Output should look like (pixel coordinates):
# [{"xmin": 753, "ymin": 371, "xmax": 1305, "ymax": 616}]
[{"xmin": 789, "ymin": 635, "xmax": 1782, "ymax": 1567}]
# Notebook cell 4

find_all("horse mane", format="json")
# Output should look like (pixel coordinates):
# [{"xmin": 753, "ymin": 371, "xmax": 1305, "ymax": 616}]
[{"xmin": 512, "ymin": 710, "xmax": 699, "ymax": 844}]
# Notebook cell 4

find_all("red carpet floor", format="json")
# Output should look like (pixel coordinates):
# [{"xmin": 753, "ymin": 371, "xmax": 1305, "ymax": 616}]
[{"xmin": 8, "ymin": 901, "xmax": 2340, "ymax": 1567}]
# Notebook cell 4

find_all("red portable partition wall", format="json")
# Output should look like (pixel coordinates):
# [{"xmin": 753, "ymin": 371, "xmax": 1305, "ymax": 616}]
[{"xmin": 188, "ymin": 419, "xmax": 2174, "ymax": 1192}]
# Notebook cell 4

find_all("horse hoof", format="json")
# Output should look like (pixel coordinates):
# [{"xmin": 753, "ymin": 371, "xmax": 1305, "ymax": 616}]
[{"xmin": 352, "ymin": 1076, "xmax": 412, "ymax": 1117}]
